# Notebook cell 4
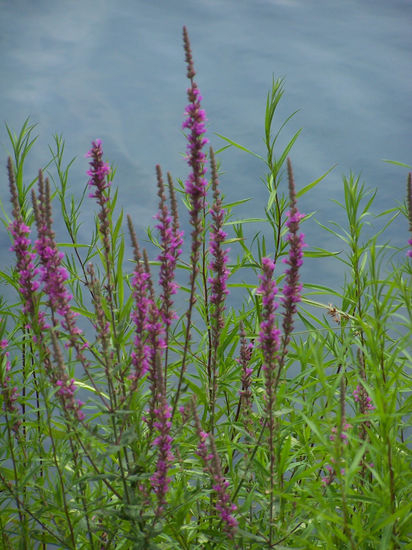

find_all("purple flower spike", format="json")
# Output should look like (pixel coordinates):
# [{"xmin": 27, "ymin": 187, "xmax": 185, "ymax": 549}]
[
  {"xmin": 208, "ymin": 148, "xmax": 230, "ymax": 310},
  {"xmin": 182, "ymin": 26, "xmax": 209, "ymax": 221},
  {"xmin": 257, "ymin": 257, "xmax": 281, "ymax": 374},
  {"xmin": 279, "ymin": 158, "xmax": 306, "ymax": 366},
  {"xmin": 86, "ymin": 139, "xmax": 112, "ymax": 262},
  {"xmin": 257, "ymin": 256, "xmax": 280, "ymax": 513},
  {"xmin": 353, "ymin": 384, "xmax": 375, "ymax": 412},
  {"xmin": 7, "ymin": 158, "xmax": 43, "ymax": 327},
  {"xmin": 86, "ymin": 139, "xmax": 111, "ymax": 201},
  {"xmin": 50, "ymin": 331, "xmax": 85, "ymax": 422},
  {"xmin": 32, "ymin": 171, "xmax": 81, "ymax": 341},
  {"xmin": 155, "ymin": 165, "xmax": 183, "ymax": 327},
  {"xmin": 127, "ymin": 216, "xmax": 152, "ymax": 383}
]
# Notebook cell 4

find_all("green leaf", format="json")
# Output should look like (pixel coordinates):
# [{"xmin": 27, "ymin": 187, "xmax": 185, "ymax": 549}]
[
  {"xmin": 224, "ymin": 217, "xmax": 266, "ymax": 226},
  {"xmin": 382, "ymin": 159, "xmax": 412, "ymax": 169},
  {"xmin": 215, "ymin": 133, "xmax": 265, "ymax": 161},
  {"xmin": 296, "ymin": 164, "xmax": 337, "ymax": 198}
]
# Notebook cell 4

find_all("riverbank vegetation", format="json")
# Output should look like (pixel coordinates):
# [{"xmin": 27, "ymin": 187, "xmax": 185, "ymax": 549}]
[{"xmin": 1, "ymin": 27, "xmax": 411, "ymax": 549}]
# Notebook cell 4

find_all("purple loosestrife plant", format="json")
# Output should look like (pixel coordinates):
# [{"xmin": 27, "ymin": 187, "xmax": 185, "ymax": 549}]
[
  {"xmin": 86, "ymin": 139, "xmax": 121, "ymax": 357},
  {"xmin": 208, "ymin": 147, "xmax": 230, "ymax": 433},
  {"xmin": 173, "ymin": 26, "xmax": 210, "ymax": 415},
  {"xmin": 150, "ymin": 355, "xmax": 174, "ymax": 517},
  {"xmin": 257, "ymin": 257, "xmax": 281, "ymax": 414},
  {"xmin": 86, "ymin": 139, "xmax": 111, "ymax": 259},
  {"xmin": 7, "ymin": 158, "xmax": 45, "ymax": 330},
  {"xmin": 155, "ymin": 165, "xmax": 183, "ymax": 329},
  {"xmin": 192, "ymin": 399, "xmax": 238, "ymax": 539},
  {"xmin": 182, "ymin": 27, "xmax": 208, "ymax": 215},
  {"xmin": 141, "ymin": 250, "xmax": 168, "ymax": 434},
  {"xmin": 127, "ymin": 215, "xmax": 152, "ymax": 385},
  {"xmin": 208, "ymin": 148, "xmax": 230, "ymax": 311},
  {"xmin": 257, "ymin": 256, "xmax": 281, "ymax": 543},
  {"xmin": 278, "ymin": 158, "xmax": 306, "ymax": 372},
  {"xmin": 31, "ymin": 172, "xmax": 85, "ymax": 420},
  {"xmin": 32, "ymin": 172, "xmax": 82, "ymax": 341},
  {"xmin": 155, "ymin": 166, "xmax": 183, "ymax": 389},
  {"xmin": 50, "ymin": 331, "xmax": 85, "ymax": 421}
]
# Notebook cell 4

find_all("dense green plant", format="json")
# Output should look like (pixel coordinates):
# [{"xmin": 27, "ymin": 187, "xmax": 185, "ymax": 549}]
[{"xmin": 0, "ymin": 27, "xmax": 411, "ymax": 549}]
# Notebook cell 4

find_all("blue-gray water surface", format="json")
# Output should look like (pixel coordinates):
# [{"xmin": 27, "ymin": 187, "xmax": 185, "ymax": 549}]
[{"xmin": 1, "ymin": 0, "xmax": 411, "ymax": 304}]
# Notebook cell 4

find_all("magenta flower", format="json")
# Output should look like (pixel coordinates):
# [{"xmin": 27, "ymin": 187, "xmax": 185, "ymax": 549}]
[
  {"xmin": 155, "ymin": 165, "xmax": 183, "ymax": 327},
  {"xmin": 280, "ymin": 159, "xmax": 306, "ymax": 363},
  {"xmin": 353, "ymin": 384, "xmax": 375, "ymax": 412},
  {"xmin": 31, "ymin": 173, "xmax": 85, "ymax": 420},
  {"xmin": 128, "ymin": 217, "xmax": 152, "ymax": 382},
  {"xmin": 182, "ymin": 26, "xmax": 209, "ymax": 230},
  {"xmin": 257, "ymin": 256, "xmax": 280, "ymax": 526},
  {"xmin": 329, "ymin": 422, "xmax": 352, "ymax": 445},
  {"xmin": 86, "ymin": 139, "xmax": 111, "ymax": 201},
  {"xmin": 257, "ymin": 257, "xmax": 281, "ymax": 376},
  {"xmin": 208, "ymin": 149, "xmax": 230, "ymax": 309},
  {"xmin": 50, "ymin": 331, "xmax": 85, "ymax": 422},
  {"xmin": 86, "ymin": 139, "xmax": 112, "ymax": 262},
  {"xmin": 9, "ymin": 219, "xmax": 41, "ymax": 316},
  {"xmin": 32, "ymin": 174, "xmax": 81, "ymax": 341},
  {"xmin": 172, "ymin": 27, "xmax": 211, "ymax": 416},
  {"xmin": 7, "ymin": 158, "xmax": 44, "ymax": 329}
]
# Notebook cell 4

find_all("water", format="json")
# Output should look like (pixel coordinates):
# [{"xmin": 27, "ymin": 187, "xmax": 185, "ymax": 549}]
[{"xmin": 1, "ymin": 0, "xmax": 411, "ymax": 298}]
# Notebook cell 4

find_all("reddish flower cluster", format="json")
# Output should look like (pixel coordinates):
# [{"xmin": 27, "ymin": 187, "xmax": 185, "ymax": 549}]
[
  {"xmin": 33, "ymin": 173, "xmax": 81, "ymax": 340},
  {"xmin": 182, "ymin": 25, "xmax": 209, "ymax": 227},
  {"xmin": 86, "ymin": 139, "xmax": 111, "ymax": 200},
  {"xmin": 8, "ymin": 162, "xmax": 85, "ymax": 422},
  {"xmin": 128, "ymin": 219, "xmax": 152, "ymax": 383},
  {"xmin": 257, "ymin": 257, "xmax": 281, "ymax": 374},
  {"xmin": 329, "ymin": 421, "xmax": 352, "ymax": 444},
  {"xmin": 353, "ymin": 384, "xmax": 375, "ymax": 412},
  {"xmin": 322, "ymin": 461, "xmax": 346, "ymax": 486},
  {"xmin": 208, "ymin": 149, "xmax": 230, "ymax": 309},
  {"xmin": 50, "ymin": 332, "xmax": 85, "ymax": 421},
  {"xmin": 86, "ymin": 139, "xmax": 112, "ymax": 263},
  {"xmin": 154, "ymin": 166, "xmax": 183, "ymax": 327},
  {"xmin": 280, "ymin": 158, "xmax": 306, "ymax": 358}
]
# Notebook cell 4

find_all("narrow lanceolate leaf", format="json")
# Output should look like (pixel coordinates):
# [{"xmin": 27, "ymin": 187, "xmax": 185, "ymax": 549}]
[
  {"xmin": 296, "ymin": 164, "xmax": 337, "ymax": 198},
  {"xmin": 215, "ymin": 133, "xmax": 265, "ymax": 161},
  {"xmin": 382, "ymin": 159, "xmax": 412, "ymax": 169}
]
